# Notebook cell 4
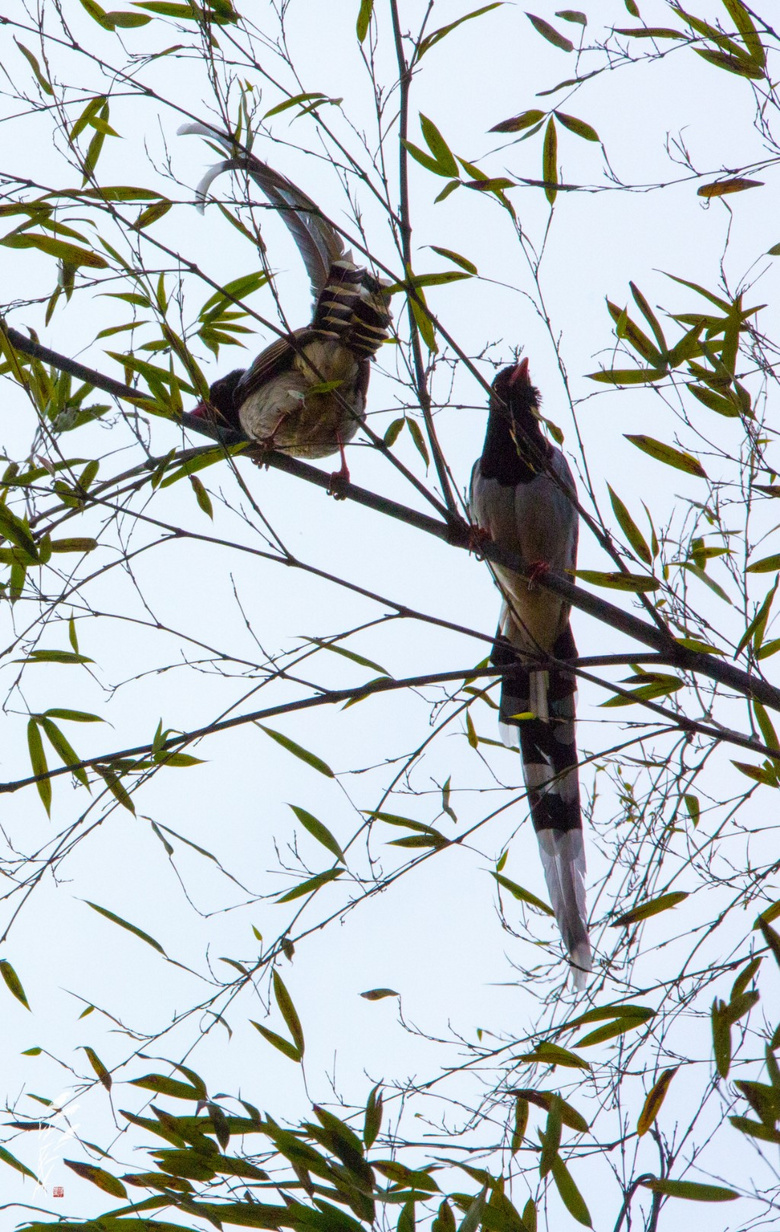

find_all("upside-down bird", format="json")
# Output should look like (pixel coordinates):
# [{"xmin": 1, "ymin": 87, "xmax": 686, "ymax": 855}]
[
  {"xmin": 469, "ymin": 360, "xmax": 591, "ymax": 988},
  {"xmin": 180, "ymin": 124, "xmax": 392, "ymax": 481}
]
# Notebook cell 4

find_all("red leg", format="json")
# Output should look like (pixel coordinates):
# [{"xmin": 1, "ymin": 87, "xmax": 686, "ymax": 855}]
[
  {"xmin": 327, "ymin": 434, "xmax": 350, "ymax": 499},
  {"xmin": 526, "ymin": 560, "xmax": 550, "ymax": 588}
]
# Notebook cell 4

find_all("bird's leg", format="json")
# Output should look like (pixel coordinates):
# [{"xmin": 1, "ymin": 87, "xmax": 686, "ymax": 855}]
[
  {"xmin": 249, "ymin": 414, "xmax": 288, "ymax": 469},
  {"xmin": 466, "ymin": 522, "xmax": 492, "ymax": 559},
  {"xmin": 525, "ymin": 560, "xmax": 550, "ymax": 590},
  {"xmin": 327, "ymin": 433, "xmax": 350, "ymax": 499}
]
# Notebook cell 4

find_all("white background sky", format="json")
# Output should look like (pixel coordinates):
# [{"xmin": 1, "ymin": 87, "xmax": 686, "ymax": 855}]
[{"xmin": 2, "ymin": 0, "xmax": 780, "ymax": 1228}]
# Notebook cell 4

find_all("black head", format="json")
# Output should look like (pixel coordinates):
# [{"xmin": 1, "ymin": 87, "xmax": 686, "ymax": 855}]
[
  {"xmin": 490, "ymin": 359, "xmax": 542, "ymax": 431},
  {"xmin": 479, "ymin": 358, "xmax": 548, "ymax": 485},
  {"xmin": 191, "ymin": 368, "xmax": 245, "ymax": 430}
]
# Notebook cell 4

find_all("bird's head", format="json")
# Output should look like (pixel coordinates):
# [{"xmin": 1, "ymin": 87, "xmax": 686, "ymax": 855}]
[
  {"xmin": 190, "ymin": 369, "xmax": 245, "ymax": 430},
  {"xmin": 491, "ymin": 359, "xmax": 541, "ymax": 420}
]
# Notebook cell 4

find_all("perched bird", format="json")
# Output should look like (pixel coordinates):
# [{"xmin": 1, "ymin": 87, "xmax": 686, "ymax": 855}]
[
  {"xmin": 180, "ymin": 124, "xmax": 392, "ymax": 480},
  {"xmin": 469, "ymin": 360, "xmax": 591, "ymax": 988}
]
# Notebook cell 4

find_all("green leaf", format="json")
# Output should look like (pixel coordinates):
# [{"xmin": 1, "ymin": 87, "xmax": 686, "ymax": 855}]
[
  {"xmin": 64, "ymin": 1158, "xmax": 127, "ymax": 1198},
  {"xmin": 637, "ymin": 1067, "xmax": 679, "ymax": 1135},
  {"xmin": 289, "ymin": 805, "xmax": 345, "ymax": 863},
  {"xmin": 684, "ymin": 793, "xmax": 700, "ymax": 826},
  {"xmin": 402, "ymin": 139, "xmax": 453, "ymax": 178},
  {"xmin": 305, "ymin": 636, "xmax": 389, "ymax": 676},
  {"xmin": 613, "ymin": 890, "xmax": 688, "ymax": 926},
  {"xmin": 0, "ymin": 959, "xmax": 31, "ymax": 1010},
  {"xmin": 556, "ymin": 9, "xmax": 586, "ymax": 23},
  {"xmin": 82, "ymin": 1046, "xmax": 112, "ymax": 1090},
  {"xmin": 276, "ymin": 867, "xmax": 344, "ymax": 903},
  {"xmin": 542, "ymin": 117, "xmax": 558, "ymax": 205},
  {"xmin": 429, "ymin": 245, "xmax": 478, "ymax": 275},
  {"xmin": 360, "ymin": 987, "xmax": 400, "ymax": 1000},
  {"xmin": 49, "ymin": 537, "xmax": 98, "ymax": 553},
  {"xmin": 490, "ymin": 108, "xmax": 545, "ymax": 133},
  {"xmin": 84, "ymin": 900, "xmax": 166, "ymax": 954},
  {"xmin": 364, "ymin": 1083, "xmax": 383, "ymax": 1147},
  {"xmin": 588, "ymin": 367, "xmax": 667, "ymax": 384},
  {"xmin": 251, "ymin": 1020, "xmax": 302, "ymax": 1062},
  {"xmin": 130, "ymin": 1072, "xmax": 205, "ymax": 1100},
  {"xmin": 698, "ymin": 177, "xmax": 764, "ymax": 197},
  {"xmin": 721, "ymin": 0, "xmax": 766, "ymax": 65},
  {"xmin": 688, "ymin": 384, "xmax": 742, "ymax": 418},
  {"xmin": 625, "ymin": 435, "xmax": 708, "ymax": 477},
  {"xmin": 527, "ymin": 12, "xmax": 573, "ymax": 50},
  {"xmin": 95, "ymin": 764, "xmax": 136, "ymax": 812},
  {"xmin": 729, "ymin": 1114, "xmax": 780, "ymax": 1144},
  {"xmin": 22, "ymin": 649, "xmax": 94, "ymax": 665},
  {"xmin": 493, "ymin": 872, "xmax": 554, "ymax": 916},
  {"xmin": 607, "ymin": 486, "xmax": 653, "ymax": 563},
  {"xmin": 732, "ymin": 760, "xmax": 778, "ymax": 787},
  {"xmin": 554, "ymin": 111, "xmax": 599, "ymax": 141},
  {"xmin": 614, "ymin": 26, "xmax": 686, "ymax": 38},
  {"xmin": 550, "ymin": 1153, "xmax": 591, "ymax": 1225},
  {"xmin": 273, "ymin": 970, "xmax": 305, "ymax": 1055},
  {"xmin": 258, "ymin": 725, "xmax": 334, "ymax": 778},
  {"xmin": 747, "ymin": 553, "xmax": 780, "ymax": 574},
  {"xmin": 27, "ymin": 718, "xmax": 51, "ymax": 816},
  {"xmin": 573, "ymin": 570, "xmax": 659, "ymax": 592},
  {"xmin": 39, "ymin": 716, "xmax": 88, "ymax": 788},
  {"xmin": 420, "ymin": 114, "xmax": 459, "ymax": 177},
  {"xmin": 575, "ymin": 1017, "xmax": 649, "ymax": 1047},
  {"xmin": 415, "ymin": 4, "xmax": 502, "ymax": 60},
  {"xmin": 515, "ymin": 1088, "xmax": 588, "ymax": 1132},
  {"xmin": 1, "ymin": 232, "xmax": 108, "ymax": 268},
  {"xmin": 407, "ymin": 417, "xmax": 431, "ymax": 468},
  {"xmin": 356, "ymin": 0, "xmax": 373, "ymax": 41},
  {"xmin": 14, "ymin": 39, "xmax": 53, "ymax": 94},
  {"xmin": 519, "ymin": 1042, "xmax": 590, "ymax": 1070},
  {"xmin": 0, "ymin": 1144, "xmax": 38, "ymax": 1181},
  {"xmin": 641, "ymin": 1178, "xmax": 737, "ymax": 1202}
]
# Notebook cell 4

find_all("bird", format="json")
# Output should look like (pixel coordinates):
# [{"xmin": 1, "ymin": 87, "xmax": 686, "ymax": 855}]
[
  {"xmin": 179, "ymin": 124, "xmax": 392, "ymax": 482},
  {"xmin": 469, "ymin": 359, "xmax": 591, "ymax": 989}
]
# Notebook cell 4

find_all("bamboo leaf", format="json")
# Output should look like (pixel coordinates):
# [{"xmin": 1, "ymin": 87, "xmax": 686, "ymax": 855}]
[
  {"xmin": 63, "ymin": 1158, "xmax": 127, "ymax": 1198},
  {"xmin": 550, "ymin": 1153, "xmax": 591, "ymax": 1225},
  {"xmin": 273, "ymin": 970, "xmax": 305, "ymax": 1055},
  {"xmin": 251, "ymin": 1022, "xmax": 301, "ymax": 1062},
  {"xmin": 554, "ymin": 111, "xmax": 599, "ymax": 141},
  {"xmin": 519, "ymin": 1042, "xmax": 590, "ymax": 1070},
  {"xmin": 625, "ymin": 435, "xmax": 708, "ymax": 477},
  {"xmin": 84, "ymin": 900, "xmax": 166, "ymax": 954},
  {"xmin": 607, "ymin": 486, "xmax": 652, "ymax": 564},
  {"xmin": 0, "ymin": 959, "xmax": 31, "ymax": 1010},
  {"xmin": 420, "ymin": 114, "xmax": 459, "ymax": 177},
  {"xmin": 613, "ymin": 890, "xmax": 689, "ymax": 926},
  {"xmin": 638, "ymin": 1067, "xmax": 679, "ymax": 1135},
  {"xmin": 698, "ymin": 178, "xmax": 763, "ymax": 198},
  {"xmin": 27, "ymin": 718, "xmax": 51, "ymax": 816},
  {"xmin": 82, "ymin": 1046, "xmax": 112, "ymax": 1091},
  {"xmin": 0, "ymin": 1144, "xmax": 38, "ymax": 1180},
  {"xmin": 490, "ymin": 109, "xmax": 545, "ymax": 133},
  {"xmin": 276, "ymin": 868, "xmax": 344, "ymax": 902},
  {"xmin": 542, "ymin": 117, "xmax": 558, "ymax": 204},
  {"xmin": 356, "ymin": 0, "xmax": 373, "ymax": 42},
  {"xmin": 493, "ymin": 872, "xmax": 554, "ymax": 916},
  {"xmin": 360, "ymin": 987, "xmax": 400, "ymax": 1000},
  {"xmin": 527, "ymin": 13, "xmax": 573, "ymax": 50},
  {"xmin": 258, "ymin": 725, "xmax": 334, "ymax": 778},
  {"xmin": 641, "ymin": 1178, "xmax": 737, "ymax": 1202},
  {"xmin": 289, "ymin": 805, "xmax": 345, "ymax": 863},
  {"xmin": 573, "ymin": 570, "xmax": 660, "ymax": 592}
]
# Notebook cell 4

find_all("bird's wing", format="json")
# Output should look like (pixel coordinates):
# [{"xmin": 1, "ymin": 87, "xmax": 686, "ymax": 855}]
[
  {"xmin": 233, "ymin": 331, "xmax": 304, "ymax": 404},
  {"xmin": 179, "ymin": 123, "xmax": 346, "ymax": 299}
]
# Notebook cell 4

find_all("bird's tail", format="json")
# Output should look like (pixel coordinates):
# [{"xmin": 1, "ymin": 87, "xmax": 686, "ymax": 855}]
[
  {"xmin": 311, "ymin": 261, "xmax": 392, "ymax": 359},
  {"xmin": 493, "ymin": 624, "xmax": 591, "ymax": 988}
]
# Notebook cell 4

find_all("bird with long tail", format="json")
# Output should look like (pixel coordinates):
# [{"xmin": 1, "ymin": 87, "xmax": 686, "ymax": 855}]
[
  {"xmin": 469, "ymin": 359, "xmax": 591, "ymax": 989},
  {"xmin": 180, "ymin": 124, "xmax": 392, "ymax": 484}
]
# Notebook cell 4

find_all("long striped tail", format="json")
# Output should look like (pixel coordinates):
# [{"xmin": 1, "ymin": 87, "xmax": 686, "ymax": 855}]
[
  {"xmin": 493, "ymin": 625, "xmax": 591, "ymax": 988},
  {"xmin": 311, "ymin": 261, "xmax": 392, "ymax": 359}
]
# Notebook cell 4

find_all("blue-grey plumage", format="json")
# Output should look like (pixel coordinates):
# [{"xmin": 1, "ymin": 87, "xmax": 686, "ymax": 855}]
[{"xmin": 469, "ymin": 360, "xmax": 591, "ymax": 989}]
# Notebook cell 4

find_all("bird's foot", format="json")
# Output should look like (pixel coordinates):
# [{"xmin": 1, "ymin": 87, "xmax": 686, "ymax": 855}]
[
  {"xmin": 526, "ymin": 559, "xmax": 550, "ymax": 589},
  {"xmin": 466, "ymin": 523, "xmax": 492, "ymax": 559},
  {"xmin": 327, "ymin": 435, "xmax": 351, "ymax": 499}
]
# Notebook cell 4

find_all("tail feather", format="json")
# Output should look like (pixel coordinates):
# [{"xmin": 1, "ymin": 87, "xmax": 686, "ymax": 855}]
[
  {"xmin": 178, "ymin": 123, "xmax": 346, "ymax": 297},
  {"xmin": 493, "ymin": 624, "xmax": 591, "ymax": 986},
  {"xmin": 537, "ymin": 829, "xmax": 591, "ymax": 990}
]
